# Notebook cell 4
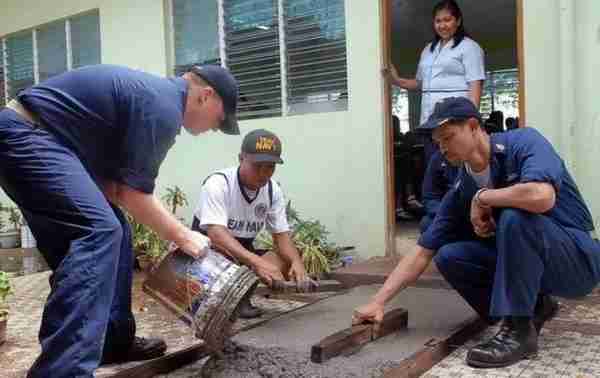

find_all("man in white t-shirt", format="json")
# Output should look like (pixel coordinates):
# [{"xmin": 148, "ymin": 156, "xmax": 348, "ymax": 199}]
[{"xmin": 192, "ymin": 129, "xmax": 307, "ymax": 318}]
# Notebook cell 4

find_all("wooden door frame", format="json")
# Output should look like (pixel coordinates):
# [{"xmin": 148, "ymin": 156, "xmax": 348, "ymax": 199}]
[
  {"xmin": 380, "ymin": 0, "xmax": 396, "ymax": 257},
  {"xmin": 381, "ymin": 0, "xmax": 527, "ymax": 256}
]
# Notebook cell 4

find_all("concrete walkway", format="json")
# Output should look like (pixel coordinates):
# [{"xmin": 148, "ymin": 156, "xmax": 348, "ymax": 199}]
[{"xmin": 2, "ymin": 270, "xmax": 600, "ymax": 377}]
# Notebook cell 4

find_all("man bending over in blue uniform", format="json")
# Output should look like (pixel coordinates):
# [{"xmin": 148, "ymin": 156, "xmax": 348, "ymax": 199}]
[
  {"xmin": 353, "ymin": 97, "xmax": 600, "ymax": 368},
  {"xmin": 192, "ymin": 129, "xmax": 309, "ymax": 319},
  {"xmin": 0, "ymin": 64, "xmax": 240, "ymax": 378}
]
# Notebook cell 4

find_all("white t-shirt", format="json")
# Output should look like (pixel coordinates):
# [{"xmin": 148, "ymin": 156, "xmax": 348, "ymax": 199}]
[
  {"xmin": 465, "ymin": 163, "xmax": 493, "ymax": 189},
  {"xmin": 193, "ymin": 167, "xmax": 290, "ymax": 240}
]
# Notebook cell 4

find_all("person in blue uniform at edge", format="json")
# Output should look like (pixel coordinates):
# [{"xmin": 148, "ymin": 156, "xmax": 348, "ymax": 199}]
[
  {"xmin": 0, "ymin": 63, "xmax": 241, "ymax": 378},
  {"xmin": 352, "ymin": 97, "xmax": 600, "ymax": 368},
  {"xmin": 420, "ymin": 148, "xmax": 459, "ymax": 233},
  {"xmin": 384, "ymin": 0, "xmax": 485, "ymax": 165}
]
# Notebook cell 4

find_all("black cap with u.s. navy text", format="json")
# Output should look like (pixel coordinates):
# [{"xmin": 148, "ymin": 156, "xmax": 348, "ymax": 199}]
[{"xmin": 241, "ymin": 129, "xmax": 283, "ymax": 164}]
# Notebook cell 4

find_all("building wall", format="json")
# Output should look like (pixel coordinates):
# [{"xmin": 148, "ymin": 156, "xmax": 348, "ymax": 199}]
[
  {"xmin": 522, "ymin": 0, "xmax": 600, "ymax": 228},
  {"xmin": 0, "ymin": 1, "xmax": 389, "ymax": 257}
]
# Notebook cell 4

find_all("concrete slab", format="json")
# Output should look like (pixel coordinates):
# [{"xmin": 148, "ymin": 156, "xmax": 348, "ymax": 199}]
[{"xmin": 195, "ymin": 285, "xmax": 476, "ymax": 377}]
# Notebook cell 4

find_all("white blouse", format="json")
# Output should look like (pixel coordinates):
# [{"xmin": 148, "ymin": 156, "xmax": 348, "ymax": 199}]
[{"xmin": 416, "ymin": 36, "xmax": 485, "ymax": 125}]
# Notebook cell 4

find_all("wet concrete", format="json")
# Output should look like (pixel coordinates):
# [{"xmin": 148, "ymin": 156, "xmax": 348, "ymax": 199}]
[{"xmin": 191, "ymin": 285, "xmax": 476, "ymax": 378}]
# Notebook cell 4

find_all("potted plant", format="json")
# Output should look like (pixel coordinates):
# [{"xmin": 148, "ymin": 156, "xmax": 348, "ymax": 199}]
[
  {"xmin": 0, "ymin": 205, "xmax": 21, "ymax": 249},
  {"xmin": 162, "ymin": 185, "xmax": 188, "ymax": 220},
  {"xmin": 0, "ymin": 271, "xmax": 12, "ymax": 345},
  {"xmin": 256, "ymin": 200, "xmax": 350, "ymax": 279},
  {"xmin": 127, "ymin": 213, "xmax": 168, "ymax": 271}
]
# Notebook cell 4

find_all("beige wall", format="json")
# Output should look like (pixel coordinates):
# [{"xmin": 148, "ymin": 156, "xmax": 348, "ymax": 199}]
[
  {"xmin": 0, "ymin": 1, "xmax": 389, "ymax": 257},
  {"xmin": 522, "ymin": 0, "xmax": 600, "ymax": 228}
]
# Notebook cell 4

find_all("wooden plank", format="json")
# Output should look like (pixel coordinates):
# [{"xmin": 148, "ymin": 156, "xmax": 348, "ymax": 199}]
[
  {"xmin": 310, "ymin": 324, "xmax": 373, "ymax": 363},
  {"xmin": 106, "ymin": 343, "xmax": 210, "ymax": 378},
  {"xmin": 382, "ymin": 316, "xmax": 487, "ymax": 378},
  {"xmin": 373, "ymin": 308, "xmax": 408, "ymax": 340},
  {"xmin": 255, "ymin": 279, "xmax": 346, "ymax": 296},
  {"xmin": 311, "ymin": 307, "xmax": 409, "ymax": 363}
]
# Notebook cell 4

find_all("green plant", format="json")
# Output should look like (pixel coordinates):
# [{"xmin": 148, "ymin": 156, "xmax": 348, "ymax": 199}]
[
  {"xmin": 256, "ymin": 200, "xmax": 341, "ymax": 277},
  {"xmin": 0, "ymin": 203, "xmax": 5, "ymax": 231},
  {"xmin": 0, "ymin": 271, "xmax": 12, "ymax": 319},
  {"xmin": 162, "ymin": 186, "xmax": 189, "ymax": 216},
  {"xmin": 126, "ymin": 213, "xmax": 168, "ymax": 263},
  {"xmin": 6, "ymin": 207, "xmax": 22, "ymax": 232}
]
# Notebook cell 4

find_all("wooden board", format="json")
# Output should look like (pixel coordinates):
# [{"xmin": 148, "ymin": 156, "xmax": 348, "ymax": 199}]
[
  {"xmin": 310, "ymin": 324, "xmax": 373, "ymax": 363},
  {"xmin": 382, "ymin": 316, "xmax": 486, "ymax": 378},
  {"xmin": 310, "ymin": 308, "xmax": 408, "ymax": 363},
  {"xmin": 106, "ymin": 343, "xmax": 209, "ymax": 378},
  {"xmin": 255, "ymin": 279, "xmax": 346, "ymax": 296}
]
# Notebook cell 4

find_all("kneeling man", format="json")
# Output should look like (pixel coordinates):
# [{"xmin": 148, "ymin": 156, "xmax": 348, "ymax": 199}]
[
  {"xmin": 353, "ymin": 97, "xmax": 600, "ymax": 368},
  {"xmin": 192, "ymin": 129, "xmax": 307, "ymax": 318}
]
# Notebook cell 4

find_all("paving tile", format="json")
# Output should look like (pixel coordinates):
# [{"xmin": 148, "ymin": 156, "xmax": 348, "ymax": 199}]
[{"xmin": 0, "ymin": 271, "xmax": 307, "ymax": 378}]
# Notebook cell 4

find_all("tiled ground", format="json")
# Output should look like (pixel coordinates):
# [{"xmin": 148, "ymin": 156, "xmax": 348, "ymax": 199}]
[
  {"xmin": 0, "ymin": 271, "xmax": 310, "ymax": 378},
  {"xmin": 424, "ymin": 291, "xmax": 600, "ymax": 378},
  {"xmin": 4, "ymin": 269, "xmax": 600, "ymax": 378}
]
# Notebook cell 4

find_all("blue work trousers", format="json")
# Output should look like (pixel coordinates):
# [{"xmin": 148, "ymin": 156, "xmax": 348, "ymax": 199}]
[
  {"xmin": 0, "ymin": 109, "xmax": 135, "ymax": 378},
  {"xmin": 434, "ymin": 208, "xmax": 600, "ymax": 319}
]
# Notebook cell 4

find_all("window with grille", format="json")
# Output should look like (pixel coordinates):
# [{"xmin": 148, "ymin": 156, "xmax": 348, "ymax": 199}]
[
  {"xmin": 70, "ymin": 11, "xmax": 101, "ymax": 69},
  {"xmin": 168, "ymin": 0, "xmax": 348, "ymax": 120},
  {"xmin": 171, "ymin": 0, "xmax": 220, "ymax": 76},
  {"xmin": 5, "ymin": 32, "xmax": 34, "ymax": 99},
  {"xmin": 284, "ymin": 0, "xmax": 348, "ymax": 114},
  {"xmin": 37, "ymin": 21, "xmax": 67, "ymax": 82},
  {"xmin": 0, "ymin": 10, "xmax": 101, "ymax": 102}
]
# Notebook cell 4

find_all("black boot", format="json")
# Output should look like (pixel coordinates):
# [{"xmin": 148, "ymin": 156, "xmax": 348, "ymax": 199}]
[
  {"xmin": 533, "ymin": 295, "xmax": 559, "ymax": 334},
  {"xmin": 466, "ymin": 317, "xmax": 538, "ymax": 368},
  {"xmin": 237, "ymin": 287, "xmax": 263, "ymax": 319},
  {"xmin": 101, "ymin": 336, "xmax": 167, "ymax": 365}
]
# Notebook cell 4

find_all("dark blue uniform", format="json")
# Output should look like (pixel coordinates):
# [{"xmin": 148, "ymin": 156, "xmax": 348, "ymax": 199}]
[
  {"xmin": 0, "ymin": 65, "xmax": 187, "ymax": 377},
  {"xmin": 419, "ymin": 128, "xmax": 600, "ymax": 320},
  {"xmin": 420, "ymin": 149, "xmax": 459, "ymax": 233}
]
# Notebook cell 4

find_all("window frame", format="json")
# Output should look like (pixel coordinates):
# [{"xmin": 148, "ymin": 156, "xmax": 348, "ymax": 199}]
[{"xmin": 0, "ymin": 9, "xmax": 101, "ymax": 104}]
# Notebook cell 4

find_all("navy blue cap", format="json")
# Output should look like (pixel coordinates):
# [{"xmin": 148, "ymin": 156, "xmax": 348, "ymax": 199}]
[
  {"xmin": 420, "ymin": 97, "xmax": 482, "ymax": 130},
  {"xmin": 190, "ymin": 65, "xmax": 240, "ymax": 135}
]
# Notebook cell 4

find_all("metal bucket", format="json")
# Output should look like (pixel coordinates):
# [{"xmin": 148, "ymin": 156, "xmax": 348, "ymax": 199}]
[{"xmin": 143, "ymin": 248, "xmax": 259, "ymax": 350}]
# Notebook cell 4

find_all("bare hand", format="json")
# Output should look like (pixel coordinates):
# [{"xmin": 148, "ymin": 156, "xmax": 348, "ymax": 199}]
[
  {"xmin": 470, "ymin": 199, "xmax": 496, "ymax": 238},
  {"xmin": 288, "ymin": 260, "xmax": 308, "ymax": 284},
  {"xmin": 382, "ymin": 64, "xmax": 401, "ymax": 82},
  {"xmin": 352, "ymin": 301, "xmax": 385, "ymax": 335},
  {"xmin": 177, "ymin": 230, "xmax": 211, "ymax": 259},
  {"xmin": 254, "ymin": 260, "xmax": 285, "ymax": 287}
]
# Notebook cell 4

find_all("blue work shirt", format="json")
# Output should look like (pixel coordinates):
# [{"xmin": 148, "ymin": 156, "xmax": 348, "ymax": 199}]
[
  {"xmin": 422, "ymin": 149, "xmax": 460, "ymax": 218},
  {"xmin": 419, "ymin": 128, "xmax": 597, "ymax": 259},
  {"xmin": 17, "ymin": 64, "xmax": 188, "ymax": 193},
  {"xmin": 416, "ymin": 37, "xmax": 485, "ymax": 125}
]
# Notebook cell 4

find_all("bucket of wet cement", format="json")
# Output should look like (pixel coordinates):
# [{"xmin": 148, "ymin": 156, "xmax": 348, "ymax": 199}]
[{"xmin": 143, "ymin": 248, "xmax": 259, "ymax": 350}]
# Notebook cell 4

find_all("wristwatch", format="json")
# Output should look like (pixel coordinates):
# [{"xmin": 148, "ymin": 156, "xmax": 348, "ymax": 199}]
[{"xmin": 474, "ymin": 188, "xmax": 491, "ymax": 209}]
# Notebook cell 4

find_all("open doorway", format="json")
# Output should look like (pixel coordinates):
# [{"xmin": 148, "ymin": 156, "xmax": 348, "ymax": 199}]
[{"xmin": 384, "ymin": 0, "xmax": 523, "ymax": 255}]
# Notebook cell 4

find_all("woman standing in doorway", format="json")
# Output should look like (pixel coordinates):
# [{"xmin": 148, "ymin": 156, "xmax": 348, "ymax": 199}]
[
  {"xmin": 387, "ymin": 0, "xmax": 485, "ymax": 221},
  {"xmin": 387, "ymin": 0, "xmax": 485, "ymax": 129}
]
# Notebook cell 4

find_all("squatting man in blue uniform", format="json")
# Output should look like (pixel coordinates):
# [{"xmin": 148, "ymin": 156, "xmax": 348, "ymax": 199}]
[
  {"xmin": 353, "ymin": 97, "xmax": 600, "ymax": 368},
  {"xmin": 0, "ymin": 64, "xmax": 240, "ymax": 377},
  {"xmin": 191, "ymin": 129, "xmax": 310, "ymax": 319}
]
